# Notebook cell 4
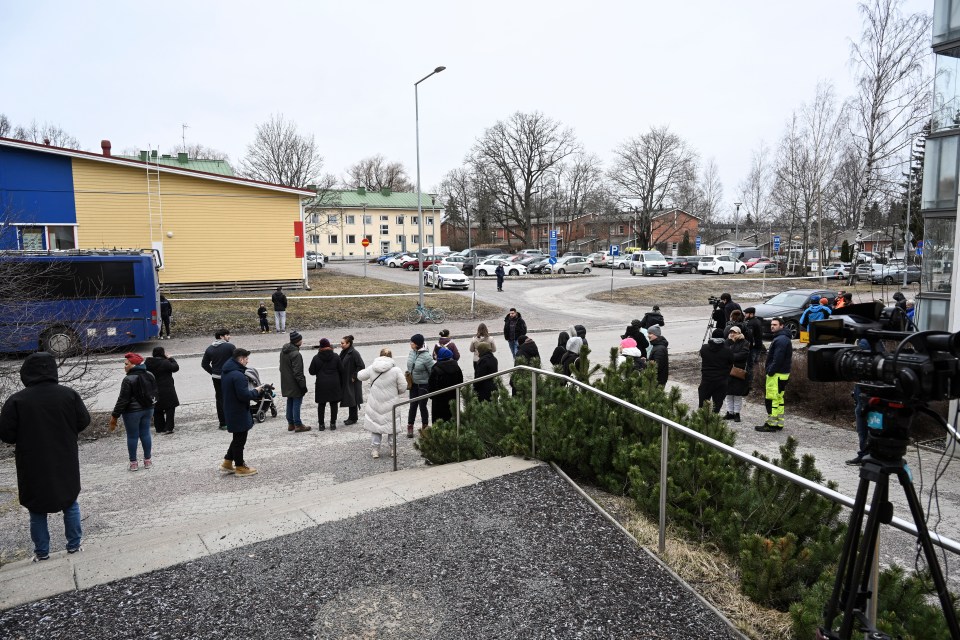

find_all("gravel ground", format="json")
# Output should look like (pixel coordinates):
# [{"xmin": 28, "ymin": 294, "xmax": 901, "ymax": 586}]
[{"xmin": 0, "ymin": 466, "xmax": 738, "ymax": 640}]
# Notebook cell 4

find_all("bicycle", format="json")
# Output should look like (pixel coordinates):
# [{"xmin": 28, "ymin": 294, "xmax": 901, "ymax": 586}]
[{"xmin": 407, "ymin": 303, "xmax": 446, "ymax": 324}]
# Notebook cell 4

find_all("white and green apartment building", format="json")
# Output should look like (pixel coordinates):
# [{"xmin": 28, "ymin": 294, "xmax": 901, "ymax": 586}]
[{"xmin": 304, "ymin": 187, "xmax": 442, "ymax": 258}]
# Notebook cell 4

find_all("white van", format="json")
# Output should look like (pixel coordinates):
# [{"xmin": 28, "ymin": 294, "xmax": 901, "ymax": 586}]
[{"xmin": 629, "ymin": 250, "xmax": 669, "ymax": 277}]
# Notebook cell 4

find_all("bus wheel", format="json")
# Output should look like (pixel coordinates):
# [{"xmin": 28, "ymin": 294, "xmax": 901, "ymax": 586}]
[{"xmin": 41, "ymin": 327, "xmax": 78, "ymax": 358}]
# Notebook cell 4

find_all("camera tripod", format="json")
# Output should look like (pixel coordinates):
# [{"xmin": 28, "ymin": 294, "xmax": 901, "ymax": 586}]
[
  {"xmin": 703, "ymin": 304, "xmax": 722, "ymax": 343},
  {"xmin": 818, "ymin": 401, "xmax": 960, "ymax": 640}
]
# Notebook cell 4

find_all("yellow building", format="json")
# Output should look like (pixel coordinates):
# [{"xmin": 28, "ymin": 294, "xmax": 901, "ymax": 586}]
[{"xmin": 0, "ymin": 137, "xmax": 314, "ymax": 291}]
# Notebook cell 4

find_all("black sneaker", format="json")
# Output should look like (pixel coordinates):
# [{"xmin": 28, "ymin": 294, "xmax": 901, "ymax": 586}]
[
  {"xmin": 845, "ymin": 456, "xmax": 864, "ymax": 466},
  {"xmin": 754, "ymin": 424, "xmax": 782, "ymax": 433},
  {"xmin": 67, "ymin": 546, "xmax": 83, "ymax": 554},
  {"xmin": 32, "ymin": 553, "xmax": 50, "ymax": 562}
]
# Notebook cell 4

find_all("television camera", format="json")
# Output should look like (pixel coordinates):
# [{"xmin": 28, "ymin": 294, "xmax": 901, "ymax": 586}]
[{"xmin": 807, "ymin": 302, "xmax": 960, "ymax": 640}]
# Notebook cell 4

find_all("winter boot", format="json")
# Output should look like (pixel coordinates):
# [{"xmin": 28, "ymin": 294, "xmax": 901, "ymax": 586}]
[
  {"xmin": 722, "ymin": 412, "xmax": 736, "ymax": 421},
  {"xmin": 733, "ymin": 413, "xmax": 741, "ymax": 423}
]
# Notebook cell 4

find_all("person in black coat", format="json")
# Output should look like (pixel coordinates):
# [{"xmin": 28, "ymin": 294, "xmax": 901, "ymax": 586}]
[
  {"xmin": 473, "ymin": 342, "xmax": 498, "ymax": 402},
  {"xmin": 0, "ymin": 352, "xmax": 90, "ymax": 560},
  {"xmin": 495, "ymin": 264, "xmax": 505, "ymax": 292},
  {"xmin": 511, "ymin": 336, "xmax": 541, "ymax": 396},
  {"xmin": 723, "ymin": 326, "xmax": 752, "ymax": 422},
  {"xmin": 719, "ymin": 293, "xmax": 741, "ymax": 324},
  {"xmin": 549, "ymin": 331, "xmax": 570, "ymax": 367},
  {"xmin": 339, "ymin": 335, "xmax": 365, "ymax": 425},
  {"xmin": 647, "ymin": 326, "xmax": 670, "ymax": 386},
  {"xmin": 698, "ymin": 332, "xmax": 734, "ymax": 413},
  {"xmin": 220, "ymin": 350, "xmax": 265, "ymax": 476},
  {"xmin": 159, "ymin": 294, "xmax": 173, "ymax": 339},
  {"xmin": 503, "ymin": 308, "xmax": 528, "ymax": 357},
  {"xmin": 309, "ymin": 338, "xmax": 344, "ymax": 430},
  {"xmin": 743, "ymin": 307, "xmax": 766, "ymax": 365},
  {"xmin": 621, "ymin": 319, "xmax": 650, "ymax": 353},
  {"xmin": 146, "ymin": 346, "xmax": 180, "ymax": 434},
  {"xmin": 639, "ymin": 306, "xmax": 664, "ymax": 329},
  {"xmin": 428, "ymin": 347, "xmax": 463, "ymax": 422}
]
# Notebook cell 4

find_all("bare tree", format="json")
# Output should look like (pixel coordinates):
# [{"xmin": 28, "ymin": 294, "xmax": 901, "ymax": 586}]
[
  {"xmin": 345, "ymin": 155, "xmax": 414, "ymax": 192},
  {"xmin": 240, "ymin": 114, "xmax": 325, "ymax": 188},
  {"xmin": 173, "ymin": 142, "xmax": 230, "ymax": 161},
  {"xmin": 303, "ymin": 173, "xmax": 347, "ymax": 247},
  {"xmin": 9, "ymin": 120, "xmax": 81, "ymax": 149},
  {"xmin": 608, "ymin": 125, "xmax": 698, "ymax": 249},
  {"xmin": 0, "ymin": 114, "xmax": 10, "ymax": 138},
  {"xmin": 738, "ymin": 142, "xmax": 774, "ymax": 231},
  {"xmin": 438, "ymin": 165, "xmax": 497, "ymax": 248},
  {"xmin": 850, "ymin": 0, "xmax": 932, "ymax": 231},
  {"xmin": 470, "ymin": 111, "xmax": 580, "ymax": 246},
  {"xmin": 698, "ymin": 158, "xmax": 724, "ymax": 223}
]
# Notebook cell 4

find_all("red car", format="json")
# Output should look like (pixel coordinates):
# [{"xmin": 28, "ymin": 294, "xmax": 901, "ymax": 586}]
[
  {"xmin": 744, "ymin": 256, "xmax": 770, "ymax": 269},
  {"xmin": 402, "ymin": 255, "xmax": 443, "ymax": 271}
]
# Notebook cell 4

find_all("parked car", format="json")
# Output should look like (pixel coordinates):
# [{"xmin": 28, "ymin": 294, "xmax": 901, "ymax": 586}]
[
  {"xmin": 697, "ymin": 254, "xmax": 746, "ymax": 275},
  {"xmin": 744, "ymin": 256, "xmax": 770, "ymax": 269},
  {"xmin": 423, "ymin": 264, "xmax": 470, "ymax": 289},
  {"xmin": 871, "ymin": 264, "xmax": 921, "ymax": 284},
  {"xmin": 745, "ymin": 261, "xmax": 779, "ymax": 274},
  {"xmin": 475, "ymin": 258, "xmax": 528, "ymax": 277},
  {"xmin": 527, "ymin": 257, "xmax": 552, "ymax": 274},
  {"xmin": 752, "ymin": 288, "xmax": 838, "ymax": 339},
  {"xmin": 519, "ymin": 249, "xmax": 544, "ymax": 257},
  {"xmin": 821, "ymin": 264, "xmax": 851, "ymax": 279},
  {"xmin": 629, "ymin": 250, "xmax": 669, "ymax": 277},
  {"xmin": 561, "ymin": 251, "xmax": 584, "ymax": 258},
  {"xmin": 668, "ymin": 256, "xmax": 702, "ymax": 274},
  {"xmin": 401, "ymin": 255, "xmax": 443, "ymax": 271},
  {"xmin": 440, "ymin": 255, "xmax": 468, "ymax": 269},
  {"xmin": 608, "ymin": 255, "xmax": 630, "ymax": 269},
  {"xmin": 386, "ymin": 253, "xmax": 416, "ymax": 268},
  {"xmin": 375, "ymin": 252, "xmax": 398, "ymax": 265},
  {"xmin": 306, "ymin": 252, "xmax": 326, "ymax": 270},
  {"xmin": 544, "ymin": 255, "xmax": 592, "ymax": 274},
  {"xmin": 586, "ymin": 252, "xmax": 608, "ymax": 267}
]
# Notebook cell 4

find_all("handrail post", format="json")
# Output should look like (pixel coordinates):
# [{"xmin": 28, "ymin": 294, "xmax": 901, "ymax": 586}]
[
  {"xmin": 392, "ymin": 407, "xmax": 398, "ymax": 472},
  {"xmin": 531, "ymin": 371, "xmax": 537, "ymax": 458},
  {"xmin": 455, "ymin": 386, "xmax": 461, "ymax": 462},
  {"xmin": 659, "ymin": 421, "xmax": 668, "ymax": 554}
]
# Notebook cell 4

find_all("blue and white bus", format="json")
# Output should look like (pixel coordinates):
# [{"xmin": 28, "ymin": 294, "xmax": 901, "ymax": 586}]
[{"xmin": 0, "ymin": 250, "xmax": 161, "ymax": 357}]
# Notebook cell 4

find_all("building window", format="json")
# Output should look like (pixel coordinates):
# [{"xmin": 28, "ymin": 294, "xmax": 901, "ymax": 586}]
[
  {"xmin": 396, "ymin": 234, "xmax": 405, "ymax": 244},
  {"xmin": 671, "ymin": 242, "xmax": 678, "ymax": 251},
  {"xmin": 380, "ymin": 224, "xmax": 389, "ymax": 235},
  {"xmin": 933, "ymin": 0, "xmax": 960, "ymax": 45},
  {"xmin": 426, "ymin": 216, "xmax": 434, "ymax": 226},
  {"xmin": 923, "ymin": 135, "xmax": 960, "ymax": 209},
  {"xmin": 327, "ymin": 214, "xmax": 338, "ymax": 224},
  {"xmin": 328, "ymin": 234, "xmax": 338, "ymax": 244},
  {"xmin": 412, "ymin": 235, "xmax": 420, "ymax": 244},
  {"xmin": 345, "ymin": 215, "xmax": 355, "ymax": 225},
  {"xmin": 309, "ymin": 234, "xmax": 319, "ymax": 244},
  {"xmin": 346, "ymin": 234, "xmax": 356, "ymax": 244},
  {"xmin": 380, "ymin": 215, "xmax": 389, "ymax": 222},
  {"xmin": 363, "ymin": 215, "xmax": 372, "ymax": 225},
  {"xmin": 396, "ymin": 216, "xmax": 404, "ymax": 225},
  {"xmin": 618, "ymin": 225, "xmax": 625, "ymax": 235},
  {"xmin": 921, "ymin": 215, "xmax": 955, "ymax": 295},
  {"xmin": 426, "ymin": 234, "xmax": 435, "ymax": 245},
  {"xmin": 364, "ymin": 234, "xmax": 373, "ymax": 243},
  {"xmin": 311, "ymin": 213, "xmax": 319, "ymax": 223},
  {"xmin": 411, "ymin": 216, "xmax": 419, "ymax": 225}
]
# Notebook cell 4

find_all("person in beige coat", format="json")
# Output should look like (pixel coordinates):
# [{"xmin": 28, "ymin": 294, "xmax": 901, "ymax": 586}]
[{"xmin": 468, "ymin": 323, "xmax": 497, "ymax": 373}]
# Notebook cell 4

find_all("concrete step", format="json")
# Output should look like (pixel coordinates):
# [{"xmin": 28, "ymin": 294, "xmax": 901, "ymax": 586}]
[{"xmin": 0, "ymin": 456, "xmax": 540, "ymax": 610}]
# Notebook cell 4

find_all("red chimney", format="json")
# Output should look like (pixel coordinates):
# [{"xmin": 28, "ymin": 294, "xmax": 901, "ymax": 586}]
[{"xmin": 101, "ymin": 139, "xmax": 112, "ymax": 156}]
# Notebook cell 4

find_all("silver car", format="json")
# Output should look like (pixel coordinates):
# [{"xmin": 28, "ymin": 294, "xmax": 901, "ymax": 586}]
[
  {"xmin": 545, "ymin": 255, "xmax": 592, "ymax": 274},
  {"xmin": 424, "ymin": 264, "xmax": 469, "ymax": 289}
]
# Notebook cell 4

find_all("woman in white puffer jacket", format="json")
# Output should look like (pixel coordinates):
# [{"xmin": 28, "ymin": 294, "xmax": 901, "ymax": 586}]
[{"xmin": 357, "ymin": 348, "xmax": 408, "ymax": 459}]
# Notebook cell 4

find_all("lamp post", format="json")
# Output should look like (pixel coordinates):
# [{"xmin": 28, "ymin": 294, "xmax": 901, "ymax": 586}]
[
  {"xmin": 734, "ymin": 202, "xmax": 742, "ymax": 244},
  {"xmin": 361, "ymin": 202, "xmax": 367, "ymax": 278},
  {"xmin": 415, "ymin": 65, "xmax": 446, "ymax": 307}
]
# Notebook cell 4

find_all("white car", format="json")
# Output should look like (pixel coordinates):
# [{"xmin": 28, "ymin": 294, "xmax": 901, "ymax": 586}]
[
  {"xmin": 586, "ymin": 252, "xmax": 609, "ymax": 267},
  {"xmin": 544, "ymin": 255, "xmax": 592, "ymax": 274},
  {"xmin": 697, "ymin": 254, "xmax": 746, "ymax": 275},
  {"xmin": 628, "ymin": 250, "xmax": 669, "ymax": 276},
  {"xmin": 424, "ymin": 264, "xmax": 470, "ymax": 289},
  {"xmin": 745, "ymin": 262, "xmax": 778, "ymax": 274},
  {"xmin": 385, "ymin": 253, "xmax": 416, "ymax": 268},
  {"xmin": 475, "ymin": 259, "xmax": 528, "ymax": 277},
  {"xmin": 305, "ymin": 252, "xmax": 326, "ymax": 270},
  {"xmin": 439, "ymin": 255, "xmax": 468, "ymax": 269}
]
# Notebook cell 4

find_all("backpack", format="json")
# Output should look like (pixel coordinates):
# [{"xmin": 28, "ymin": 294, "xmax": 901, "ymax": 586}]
[{"xmin": 133, "ymin": 370, "xmax": 158, "ymax": 407}]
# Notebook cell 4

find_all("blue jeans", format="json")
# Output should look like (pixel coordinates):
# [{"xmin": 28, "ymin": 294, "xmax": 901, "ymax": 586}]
[
  {"xmin": 508, "ymin": 339, "xmax": 518, "ymax": 357},
  {"xmin": 123, "ymin": 408, "xmax": 153, "ymax": 462},
  {"xmin": 30, "ymin": 500, "xmax": 82, "ymax": 557},
  {"xmin": 285, "ymin": 396, "xmax": 304, "ymax": 426}
]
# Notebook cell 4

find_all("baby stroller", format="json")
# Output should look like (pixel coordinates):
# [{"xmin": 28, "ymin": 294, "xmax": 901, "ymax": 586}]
[{"xmin": 244, "ymin": 366, "xmax": 278, "ymax": 423}]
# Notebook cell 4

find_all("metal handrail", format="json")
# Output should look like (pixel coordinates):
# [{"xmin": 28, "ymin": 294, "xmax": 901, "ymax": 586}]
[{"xmin": 388, "ymin": 364, "xmax": 960, "ymax": 557}]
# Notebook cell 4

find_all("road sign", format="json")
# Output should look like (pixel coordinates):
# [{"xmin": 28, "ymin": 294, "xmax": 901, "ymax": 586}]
[
  {"xmin": 548, "ymin": 257, "xmax": 557, "ymax": 265},
  {"xmin": 916, "ymin": 240, "xmax": 923, "ymax": 256},
  {"xmin": 773, "ymin": 235, "xmax": 781, "ymax": 252},
  {"xmin": 361, "ymin": 238, "xmax": 370, "ymax": 247},
  {"xmin": 695, "ymin": 236, "xmax": 701, "ymax": 250},
  {"xmin": 550, "ymin": 230, "xmax": 557, "ymax": 240},
  {"xmin": 610, "ymin": 244, "xmax": 620, "ymax": 256}
]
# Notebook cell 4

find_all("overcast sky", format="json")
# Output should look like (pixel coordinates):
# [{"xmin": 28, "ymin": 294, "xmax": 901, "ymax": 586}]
[{"xmin": 2, "ymin": 0, "xmax": 933, "ymax": 215}]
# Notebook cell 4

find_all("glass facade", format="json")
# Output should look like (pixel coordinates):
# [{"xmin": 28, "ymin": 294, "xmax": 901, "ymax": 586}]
[
  {"xmin": 922, "ymin": 135, "xmax": 960, "ymax": 209},
  {"xmin": 934, "ymin": 0, "xmax": 960, "ymax": 46},
  {"xmin": 933, "ymin": 54, "xmax": 960, "ymax": 132},
  {"xmin": 922, "ymin": 216, "xmax": 956, "ymax": 293}
]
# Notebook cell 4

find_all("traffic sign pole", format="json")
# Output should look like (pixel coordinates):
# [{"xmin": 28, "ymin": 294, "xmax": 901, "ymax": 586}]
[{"xmin": 361, "ymin": 237, "xmax": 370, "ymax": 277}]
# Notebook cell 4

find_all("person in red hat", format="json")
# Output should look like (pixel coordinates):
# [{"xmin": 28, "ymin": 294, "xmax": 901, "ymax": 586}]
[{"xmin": 109, "ymin": 353, "xmax": 158, "ymax": 471}]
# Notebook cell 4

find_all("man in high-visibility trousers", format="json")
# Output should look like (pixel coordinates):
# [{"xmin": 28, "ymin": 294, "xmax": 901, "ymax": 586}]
[{"xmin": 755, "ymin": 317, "xmax": 792, "ymax": 433}]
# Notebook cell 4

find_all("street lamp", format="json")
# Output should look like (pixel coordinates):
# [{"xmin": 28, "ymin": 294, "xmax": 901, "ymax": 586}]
[
  {"xmin": 734, "ymin": 202, "xmax": 742, "ymax": 244},
  {"xmin": 361, "ymin": 202, "xmax": 367, "ymax": 278},
  {"xmin": 415, "ymin": 65, "xmax": 446, "ymax": 307}
]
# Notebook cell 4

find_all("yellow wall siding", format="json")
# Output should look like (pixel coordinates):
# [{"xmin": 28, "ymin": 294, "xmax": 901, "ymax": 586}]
[{"xmin": 72, "ymin": 159, "xmax": 304, "ymax": 284}]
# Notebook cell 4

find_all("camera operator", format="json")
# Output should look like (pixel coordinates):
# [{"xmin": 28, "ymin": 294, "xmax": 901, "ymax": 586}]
[
  {"xmin": 755, "ymin": 317, "xmax": 791, "ymax": 433},
  {"xmin": 719, "ymin": 293, "xmax": 741, "ymax": 324}
]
